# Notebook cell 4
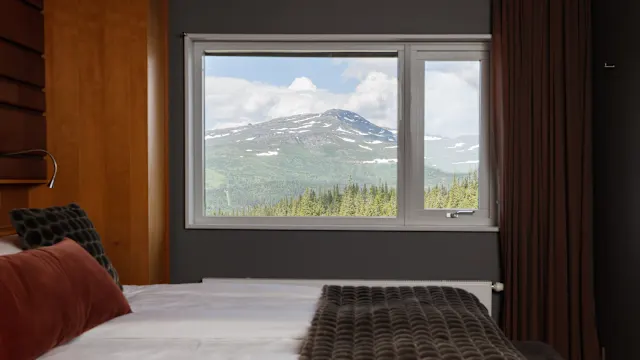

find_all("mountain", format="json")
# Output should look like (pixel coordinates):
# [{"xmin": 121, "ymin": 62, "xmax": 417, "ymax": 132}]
[{"xmin": 203, "ymin": 109, "xmax": 479, "ymax": 212}]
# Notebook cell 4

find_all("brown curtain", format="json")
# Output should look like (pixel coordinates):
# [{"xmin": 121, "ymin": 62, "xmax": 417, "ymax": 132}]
[{"xmin": 491, "ymin": 1, "xmax": 600, "ymax": 360}]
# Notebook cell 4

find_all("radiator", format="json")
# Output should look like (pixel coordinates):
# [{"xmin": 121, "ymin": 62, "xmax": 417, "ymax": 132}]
[{"xmin": 202, "ymin": 278, "xmax": 504, "ymax": 316}]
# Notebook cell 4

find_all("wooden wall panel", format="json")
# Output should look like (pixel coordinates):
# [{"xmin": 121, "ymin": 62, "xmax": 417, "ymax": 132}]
[
  {"xmin": 30, "ymin": 0, "xmax": 168, "ymax": 285},
  {"xmin": 148, "ymin": 0, "xmax": 168, "ymax": 284},
  {"xmin": 0, "ymin": 107, "xmax": 46, "ymax": 152},
  {"xmin": 0, "ymin": 0, "xmax": 45, "ymax": 52},
  {"xmin": 0, "ymin": 39, "xmax": 45, "ymax": 86}
]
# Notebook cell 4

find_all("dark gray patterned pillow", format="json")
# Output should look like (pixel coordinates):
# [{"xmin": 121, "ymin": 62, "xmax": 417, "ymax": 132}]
[{"xmin": 9, "ymin": 203, "xmax": 122, "ymax": 289}]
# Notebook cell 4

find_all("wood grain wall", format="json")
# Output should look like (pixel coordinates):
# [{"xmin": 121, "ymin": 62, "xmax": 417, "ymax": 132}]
[
  {"xmin": 28, "ymin": 0, "xmax": 168, "ymax": 284},
  {"xmin": 0, "ymin": 0, "xmax": 46, "ymax": 236}
]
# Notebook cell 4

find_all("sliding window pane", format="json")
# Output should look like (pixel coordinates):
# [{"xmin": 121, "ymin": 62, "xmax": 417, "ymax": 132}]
[
  {"xmin": 423, "ymin": 61, "xmax": 480, "ymax": 210},
  {"xmin": 203, "ymin": 54, "xmax": 399, "ymax": 217}
]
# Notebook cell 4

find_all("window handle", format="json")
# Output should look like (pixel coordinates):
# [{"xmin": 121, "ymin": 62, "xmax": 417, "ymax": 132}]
[{"xmin": 446, "ymin": 210, "xmax": 475, "ymax": 218}]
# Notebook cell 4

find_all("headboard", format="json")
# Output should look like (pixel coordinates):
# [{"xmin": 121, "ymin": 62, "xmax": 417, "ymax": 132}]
[{"xmin": 0, "ymin": 0, "xmax": 46, "ymax": 235}]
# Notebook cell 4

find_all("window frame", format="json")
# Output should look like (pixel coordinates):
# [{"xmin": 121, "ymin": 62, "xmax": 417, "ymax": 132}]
[
  {"xmin": 405, "ymin": 43, "xmax": 494, "ymax": 227},
  {"xmin": 184, "ymin": 34, "xmax": 496, "ymax": 231}
]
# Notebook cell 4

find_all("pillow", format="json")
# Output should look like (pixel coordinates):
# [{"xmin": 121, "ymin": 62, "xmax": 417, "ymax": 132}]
[
  {"xmin": 0, "ymin": 239, "xmax": 131, "ymax": 360},
  {"xmin": 0, "ymin": 234, "xmax": 22, "ymax": 256},
  {"xmin": 9, "ymin": 203, "xmax": 121, "ymax": 289}
]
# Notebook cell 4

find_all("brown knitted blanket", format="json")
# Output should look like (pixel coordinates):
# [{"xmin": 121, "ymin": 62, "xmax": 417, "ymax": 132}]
[{"xmin": 297, "ymin": 285, "xmax": 526, "ymax": 360}]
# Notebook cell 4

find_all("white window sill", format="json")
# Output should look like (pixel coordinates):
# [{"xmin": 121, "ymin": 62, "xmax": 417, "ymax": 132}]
[{"xmin": 186, "ymin": 224, "xmax": 499, "ymax": 232}]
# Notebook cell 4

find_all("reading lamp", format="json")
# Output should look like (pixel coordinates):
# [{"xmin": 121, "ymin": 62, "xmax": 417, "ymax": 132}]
[{"xmin": 0, "ymin": 149, "xmax": 58, "ymax": 188}]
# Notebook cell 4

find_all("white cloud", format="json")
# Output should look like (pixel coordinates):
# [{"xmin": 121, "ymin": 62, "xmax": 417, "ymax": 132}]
[
  {"xmin": 204, "ymin": 59, "xmax": 479, "ymax": 138},
  {"xmin": 336, "ymin": 58, "xmax": 398, "ymax": 80},
  {"xmin": 424, "ymin": 62, "xmax": 480, "ymax": 138},
  {"xmin": 204, "ymin": 72, "xmax": 397, "ymax": 130},
  {"xmin": 342, "ymin": 72, "xmax": 397, "ymax": 129},
  {"xmin": 288, "ymin": 77, "xmax": 317, "ymax": 92}
]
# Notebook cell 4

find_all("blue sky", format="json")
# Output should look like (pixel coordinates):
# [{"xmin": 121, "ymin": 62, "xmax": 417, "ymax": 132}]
[{"xmin": 205, "ymin": 56, "xmax": 361, "ymax": 94}]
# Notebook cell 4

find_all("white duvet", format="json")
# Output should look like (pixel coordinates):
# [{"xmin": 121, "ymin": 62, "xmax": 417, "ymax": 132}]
[{"xmin": 41, "ymin": 282, "xmax": 325, "ymax": 360}]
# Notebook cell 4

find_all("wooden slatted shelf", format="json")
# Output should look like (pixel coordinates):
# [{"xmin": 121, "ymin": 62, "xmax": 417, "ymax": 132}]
[
  {"xmin": 0, "ymin": 179, "xmax": 47, "ymax": 185},
  {"xmin": 0, "ymin": 226, "xmax": 16, "ymax": 236}
]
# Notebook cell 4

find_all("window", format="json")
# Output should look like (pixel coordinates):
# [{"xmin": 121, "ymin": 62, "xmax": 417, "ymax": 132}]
[{"xmin": 185, "ymin": 35, "xmax": 494, "ymax": 230}]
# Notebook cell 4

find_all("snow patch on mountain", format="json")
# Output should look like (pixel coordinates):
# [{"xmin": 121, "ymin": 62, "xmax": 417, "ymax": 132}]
[
  {"xmin": 362, "ymin": 158, "xmax": 398, "ymax": 164},
  {"xmin": 206, "ymin": 133, "xmax": 230, "ymax": 140},
  {"xmin": 425, "ymin": 136, "xmax": 442, "ymax": 141},
  {"xmin": 468, "ymin": 144, "xmax": 479, "ymax": 151},
  {"xmin": 292, "ymin": 114, "xmax": 321, "ymax": 123},
  {"xmin": 289, "ymin": 123, "xmax": 315, "ymax": 130},
  {"xmin": 337, "ymin": 127, "xmax": 354, "ymax": 134},
  {"xmin": 365, "ymin": 140, "xmax": 383, "ymax": 144},
  {"xmin": 256, "ymin": 151, "xmax": 278, "ymax": 157},
  {"xmin": 337, "ymin": 136, "xmax": 356, "ymax": 143},
  {"xmin": 452, "ymin": 160, "xmax": 479, "ymax": 165},
  {"xmin": 359, "ymin": 145, "xmax": 373, "ymax": 151},
  {"xmin": 447, "ymin": 143, "xmax": 465, "ymax": 149}
]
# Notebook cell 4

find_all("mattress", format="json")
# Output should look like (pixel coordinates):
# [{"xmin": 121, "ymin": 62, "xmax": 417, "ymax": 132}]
[{"xmin": 40, "ymin": 282, "xmax": 325, "ymax": 359}]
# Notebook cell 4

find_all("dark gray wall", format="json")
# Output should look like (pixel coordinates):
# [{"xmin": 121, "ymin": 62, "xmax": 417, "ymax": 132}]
[
  {"xmin": 168, "ymin": 0, "xmax": 499, "ymax": 315},
  {"xmin": 593, "ymin": 0, "xmax": 640, "ymax": 358}
]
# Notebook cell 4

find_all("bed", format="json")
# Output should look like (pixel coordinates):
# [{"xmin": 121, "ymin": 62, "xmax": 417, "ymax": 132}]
[{"xmin": 39, "ymin": 279, "xmax": 564, "ymax": 360}]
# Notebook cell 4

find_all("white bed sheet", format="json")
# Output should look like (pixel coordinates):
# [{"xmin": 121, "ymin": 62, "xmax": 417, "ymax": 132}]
[{"xmin": 41, "ymin": 282, "xmax": 325, "ymax": 360}]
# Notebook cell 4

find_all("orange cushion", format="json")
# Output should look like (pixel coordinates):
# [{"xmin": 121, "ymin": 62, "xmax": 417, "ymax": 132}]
[{"xmin": 0, "ymin": 238, "xmax": 131, "ymax": 360}]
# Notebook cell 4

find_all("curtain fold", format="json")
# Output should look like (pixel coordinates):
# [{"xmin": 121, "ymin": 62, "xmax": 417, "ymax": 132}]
[{"xmin": 491, "ymin": 1, "xmax": 600, "ymax": 359}]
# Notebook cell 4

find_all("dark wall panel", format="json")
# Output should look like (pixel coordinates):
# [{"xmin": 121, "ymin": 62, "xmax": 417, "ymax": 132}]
[
  {"xmin": 0, "ymin": 107, "xmax": 46, "ymax": 152},
  {"xmin": 23, "ymin": 0, "xmax": 43, "ymax": 10},
  {"xmin": 0, "ymin": 0, "xmax": 46, "ymax": 182},
  {"xmin": 0, "ymin": 0, "xmax": 44, "ymax": 52},
  {"xmin": 171, "ymin": 0, "xmax": 490, "ymax": 35},
  {"xmin": 168, "ymin": 0, "xmax": 498, "ymax": 315},
  {"xmin": 0, "ymin": 39, "xmax": 44, "ymax": 86},
  {"xmin": 0, "ymin": 157, "xmax": 46, "ymax": 179},
  {"xmin": 0, "ymin": 77, "xmax": 45, "ymax": 111},
  {"xmin": 593, "ymin": 0, "xmax": 640, "ymax": 359}
]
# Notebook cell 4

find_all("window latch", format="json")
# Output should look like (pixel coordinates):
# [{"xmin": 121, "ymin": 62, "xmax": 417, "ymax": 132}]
[{"xmin": 446, "ymin": 210, "xmax": 475, "ymax": 218}]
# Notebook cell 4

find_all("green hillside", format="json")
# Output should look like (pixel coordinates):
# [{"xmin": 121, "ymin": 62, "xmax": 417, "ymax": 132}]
[
  {"xmin": 203, "ymin": 109, "xmax": 479, "ymax": 214},
  {"xmin": 208, "ymin": 171, "xmax": 478, "ymax": 216}
]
